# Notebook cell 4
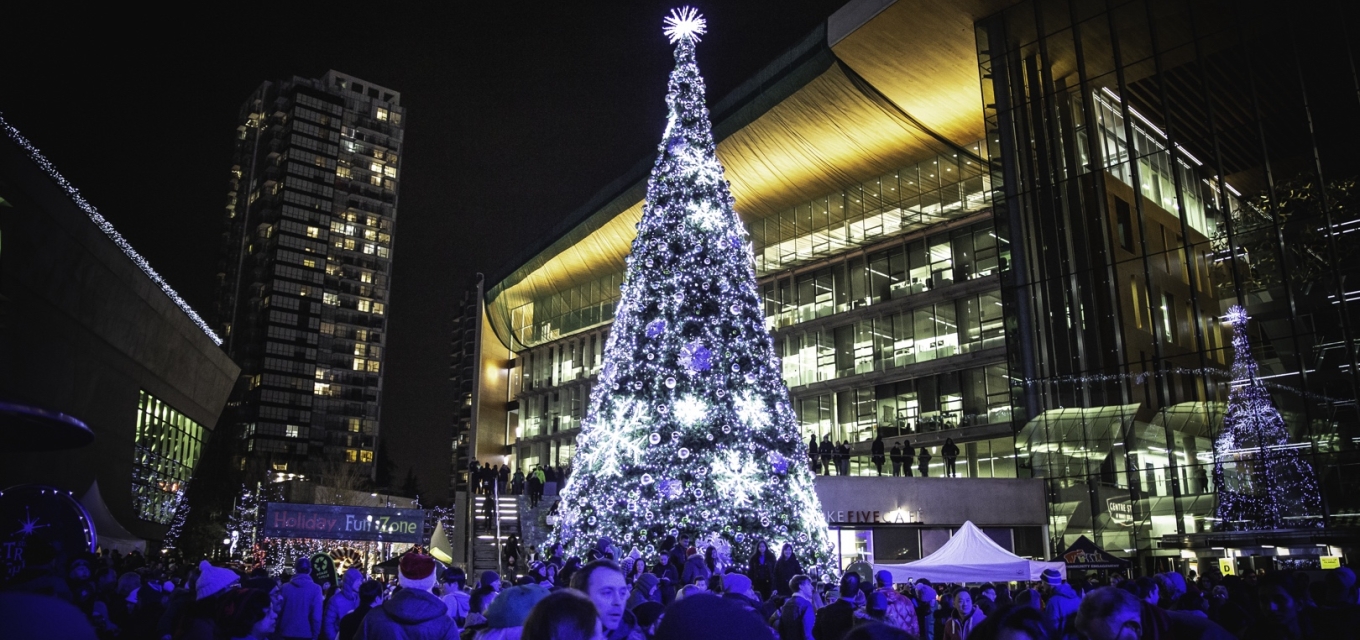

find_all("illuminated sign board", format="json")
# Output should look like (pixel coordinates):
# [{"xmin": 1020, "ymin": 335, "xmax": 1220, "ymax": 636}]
[{"xmin": 261, "ymin": 503, "xmax": 424, "ymax": 543}]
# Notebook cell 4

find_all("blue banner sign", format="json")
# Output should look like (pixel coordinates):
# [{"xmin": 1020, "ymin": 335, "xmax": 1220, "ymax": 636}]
[{"xmin": 261, "ymin": 503, "xmax": 425, "ymax": 543}]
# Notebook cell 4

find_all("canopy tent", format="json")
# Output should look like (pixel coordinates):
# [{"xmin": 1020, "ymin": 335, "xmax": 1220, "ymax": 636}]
[
  {"xmin": 1053, "ymin": 536, "xmax": 1130, "ymax": 571},
  {"xmin": 874, "ymin": 521, "xmax": 1066, "ymax": 584}
]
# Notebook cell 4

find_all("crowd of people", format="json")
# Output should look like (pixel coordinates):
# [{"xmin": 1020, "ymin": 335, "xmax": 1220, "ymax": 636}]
[
  {"xmin": 811, "ymin": 435, "xmax": 965, "ymax": 478},
  {"xmin": 469, "ymin": 460, "xmax": 572, "ymax": 508},
  {"xmin": 6, "ymin": 534, "xmax": 1360, "ymax": 640}
]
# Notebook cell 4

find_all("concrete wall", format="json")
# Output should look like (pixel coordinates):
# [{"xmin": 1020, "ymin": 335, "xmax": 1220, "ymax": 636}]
[
  {"xmin": 0, "ymin": 134, "xmax": 240, "ymax": 542},
  {"xmin": 813, "ymin": 476, "xmax": 1048, "ymax": 527}
]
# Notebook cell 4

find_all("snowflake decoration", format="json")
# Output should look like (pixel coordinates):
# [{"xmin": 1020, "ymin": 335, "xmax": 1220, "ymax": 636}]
[
  {"xmin": 673, "ymin": 395, "xmax": 707, "ymax": 427},
  {"xmin": 688, "ymin": 202, "xmax": 726, "ymax": 231},
  {"xmin": 663, "ymin": 6, "xmax": 707, "ymax": 44}
]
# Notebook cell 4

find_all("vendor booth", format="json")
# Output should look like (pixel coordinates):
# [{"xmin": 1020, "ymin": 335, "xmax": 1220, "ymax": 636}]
[{"xmin": 875, "ymin": 521, "xmax": 1066, "ymax": 583}]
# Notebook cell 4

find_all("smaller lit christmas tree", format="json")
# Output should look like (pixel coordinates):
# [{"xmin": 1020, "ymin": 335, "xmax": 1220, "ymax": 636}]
[
  {"xmin": 1213, "ymin": 305, "xmax": 1322, "ymax": 530},
  {"xmin": 161, "ymin": 485, "xmax": 190, "ymax": 550}
]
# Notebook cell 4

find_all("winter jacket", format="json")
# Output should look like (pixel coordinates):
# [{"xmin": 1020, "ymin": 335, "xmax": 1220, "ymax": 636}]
[
  {"xmin": 774, "ymin": 556, "xmax": 804, "ymax": 596},
  {"xmin": 944, "ymin": 606, "xmax": 985, "ymax": 640},
  {"xmin": 626, "ymin": 574, "xmax": 659, "ymax": 611},
  {"xmin": 775, "ymin": 593, "xmax": 816, "ymax": 640},
  {"xmin": 323, "ymin": 568, "xmax": 365, "ymax": 639},
  {"xmin": 441, "ymin": 589, "xmax": 470, "ymax": 624},
  {"xmin": 881, "ymin": 588, "xmax": 920, "ymax": 637},
  {"xmin": 1042, "ymin": 583, "xmax": 1081, "ymax": 639},
  {"xmin": 681, "ymin": 554, "xmax": 711, "ymax": 586},
  {"xmin": 356, "ymin": 587, "xmax": 459, "ymax": 640},
  {"xmin": 278, "ymin": 573, "xmax": 324, "ymax": 639},
  {"xmin": 748, "ymin": 551, "xmax": 777, "ymax": 595},
  {"xmin": 812, "ymin": 598, "xmax": 856, "ymax": 640},
  {"xmin": 606, "ymin": 608, "xmax": 647, "ymax": 640},
  {"xmin": 338, "ymin": 603, "xmax": 373, "ymax": 640}
]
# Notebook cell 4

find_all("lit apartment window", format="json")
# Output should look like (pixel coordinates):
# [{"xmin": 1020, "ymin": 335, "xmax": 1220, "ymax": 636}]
[
  {"xmin": 346, "ymin": 449, "xmax": 358, "ymax": 463},
  {"xmin": 286, "ymin": 424, "xmax": 300, "ymax": 438},
  {"xmin": 360, "ymin": 450, "xmax": 375, "ymax": 463},
  {"xmin": 376, "ymin": 108, "xmax": 389, "ymax": 121},
  {"xmin": 131, "ymin": 390, "xmax": 205, "ymax": 524}
]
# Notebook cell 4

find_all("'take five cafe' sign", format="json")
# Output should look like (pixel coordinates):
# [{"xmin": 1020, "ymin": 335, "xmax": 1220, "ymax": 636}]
[{"xmin": 262, "ymin": 503, "xmax": 425, "ymax": 543}]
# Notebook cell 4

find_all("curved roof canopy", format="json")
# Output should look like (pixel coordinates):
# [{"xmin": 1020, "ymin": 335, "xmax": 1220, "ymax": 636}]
[{"xmin": 486, "ymin": 0, "xmax": 1013, "ymax": 350}]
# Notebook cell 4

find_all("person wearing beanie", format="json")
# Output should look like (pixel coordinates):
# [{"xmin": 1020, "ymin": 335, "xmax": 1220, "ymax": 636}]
[
  {"xmin": 277, "ymin": 556, "xmax": 324, "ymax": 640},
  {"xmin": 1039, "ymin": 568, "xmax": 1078, "ymax": 640},
  {"xmin": 323, "ymin": 568, "xmax": 365, "ymax": 640},
  {"xmin": 720, "ymin": 573, "xmax": 767, "ymax": 618},
  {"xmin": 197, "ymin": 560, "xmax": 241, "ymax": 601},
  {"xmin": 654, "ymin": 593, "xmax": 771, "ymax": 640},
  {"xmin": 172, "ymin": 562, "xmax": 242, "ymax": 640},
  {"xmin": 339, "ymin": 581, "xmax": 383, "ymax": 640},
  {"xmin": 479, "ymin": 584, "xmax": 550, "ymax": 638},
  {"xmin": 356, "ymin": 553, "xmax": 458, "ymax": 640},
  {"xmin": 626, "ymin": 572, "xmax": 660, "ymax": 612}
]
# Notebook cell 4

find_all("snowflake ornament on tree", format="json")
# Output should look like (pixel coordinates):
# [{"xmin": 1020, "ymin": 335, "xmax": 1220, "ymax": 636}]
[
  {"xmin": 1213, "ymin": 305, "xmax": 1322, "ymax": 530},
  {"xmin": 550, "ymin": 7, "xmax": 835, "ymax": 576}
]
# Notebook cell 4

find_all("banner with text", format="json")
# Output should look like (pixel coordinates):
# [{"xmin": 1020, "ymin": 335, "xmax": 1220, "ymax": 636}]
[{"xmin": 262, "ymin": 503, "xmax": 425, "ymax": 543}]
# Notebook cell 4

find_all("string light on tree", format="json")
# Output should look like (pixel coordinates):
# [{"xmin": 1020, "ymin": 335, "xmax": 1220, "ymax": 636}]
[
  {"xmin": 550, "ymin": 7, "xmax": 835, "ymax": 575},
  {"xmin": 1213, "ymin": 305, "xmax": 1322, "ymax": 531}
]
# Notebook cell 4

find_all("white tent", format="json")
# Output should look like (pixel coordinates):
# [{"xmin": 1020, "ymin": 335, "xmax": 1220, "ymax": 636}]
[{"xmin": 874, "ymin": 521, "xmax": 1065, "ymax": 584}]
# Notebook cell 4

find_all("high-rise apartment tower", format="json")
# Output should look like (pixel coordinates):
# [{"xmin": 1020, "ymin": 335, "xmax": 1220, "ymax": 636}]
[{"xmin": 215, "ymin": 71, "xmax": 403, "ymax": 483}]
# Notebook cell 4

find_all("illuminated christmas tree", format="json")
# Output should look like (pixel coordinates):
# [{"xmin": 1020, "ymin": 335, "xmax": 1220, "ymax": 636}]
[
  {"xmin": 551, "ymin": 7, "xmax": 834, "ymax": 573},
  {"xmin": 1213, "ymin": 305, "xmax": 1322, "ymax": 530}
]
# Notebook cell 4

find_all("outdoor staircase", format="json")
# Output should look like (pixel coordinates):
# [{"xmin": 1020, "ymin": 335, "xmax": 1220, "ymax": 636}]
[
  {"xmin": 470, "ymin": 493, "xmax": 521, "ymax": 576},
  {"xmin": 517, "ymin": 494, "xmax": 559, "ymax": 556}
]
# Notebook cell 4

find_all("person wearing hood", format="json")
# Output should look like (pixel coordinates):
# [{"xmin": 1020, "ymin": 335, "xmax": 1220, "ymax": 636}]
[
  {"xmin": 774, "ymin": 544, "xmax": 804, "ymax": 597},
  {"xmin": 570, "ymin": 560, "xmax": 644, "ymax": 640},
  {"xmin": 680, "ymin": 550, "xmax": 710, "ymax": 587},
  {"xmin": 944, "ymin": 588, "xmax": 985, "ymax": 640},
  {"xmin": 588, "ymin": 536, "xmax": 616, "ymax": 562},
  {"xmin": 626, "ymin": 573, "xmax": 660, "ymax": 612},
  {"xmin": 440, "ymin": 567, "xmax": 470, "ymax": 626},
  {"xmin": 278, "ymin": 557, "xmax": 324, "ymax": 640},
  {"xmin": 1040, "ymin": 569, "xmax": 1080, "ymax": 640},
  {"xmin": 356, "ymin": 553, "xmax": 458, "ymax": 640},
  {"xmin": 323, "ymin": 568, "xmax": 365, "ymax": 640}
]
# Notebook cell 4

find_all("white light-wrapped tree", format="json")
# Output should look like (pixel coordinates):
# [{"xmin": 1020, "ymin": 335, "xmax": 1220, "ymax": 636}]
[
  {"xmin": 550, "ymin": 8, "xmax": 835, "ymax": 575},
  {"xmin": 1213, "ymin": 305, "xmax": 1323, "ymax": 530}
]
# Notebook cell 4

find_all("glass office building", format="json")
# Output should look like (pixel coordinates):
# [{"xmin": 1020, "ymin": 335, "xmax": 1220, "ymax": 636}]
[
  {"xmin": 470, "ymin": 0, "xmax": 1360, "ymax": 570},
  {"xmin": 979, "ymin": 0, "xmax": 1360, "ymax": 571}
]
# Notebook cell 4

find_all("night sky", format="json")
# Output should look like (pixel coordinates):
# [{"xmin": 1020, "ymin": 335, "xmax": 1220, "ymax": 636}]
[{"xmin": 3, "ymin": 1, "xmax": 848, "ymax": 503}]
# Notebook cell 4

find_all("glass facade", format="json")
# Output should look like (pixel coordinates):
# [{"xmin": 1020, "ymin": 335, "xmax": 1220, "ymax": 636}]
[
  {"xmin": 979, "ymin": 0, "xmax": 1360, "ymax": 566},
  {"xmin": 219, "ymin": 71, "xmax": 401, "ymax": 478},
  {"xmin": 132, "ymin": 390, "xmax": 206, "ymax": 524}
]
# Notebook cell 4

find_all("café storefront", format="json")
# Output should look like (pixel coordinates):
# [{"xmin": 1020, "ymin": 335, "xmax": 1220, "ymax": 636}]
[{"xmin": 813, "ymin": 476, "xmax": 1050, "ymax": 572}]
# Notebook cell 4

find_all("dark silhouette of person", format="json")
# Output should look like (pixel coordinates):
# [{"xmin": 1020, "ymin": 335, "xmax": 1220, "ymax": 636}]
[
  {"xmin": 871, "ymin": 435, "xmax": 886, "ymax": 476},
  {"xmin": 943, "ymin": 438, "xmax": 960, "ymax": 477}
]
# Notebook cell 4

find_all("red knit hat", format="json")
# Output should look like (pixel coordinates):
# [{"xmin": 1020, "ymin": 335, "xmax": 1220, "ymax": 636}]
[{"xmin": 399, "ymin": 554, "xmax": 437, "ymax": 591}]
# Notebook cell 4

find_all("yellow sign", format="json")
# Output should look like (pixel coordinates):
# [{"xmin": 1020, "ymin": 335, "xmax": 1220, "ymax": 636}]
[
  {"xmin": 1218, "ymin": 558, "xmax": 1235, "ymax": 576},
  {"xmin": 1322, "ymin": 556, "xmax": 1341, "ymax": 570}
]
